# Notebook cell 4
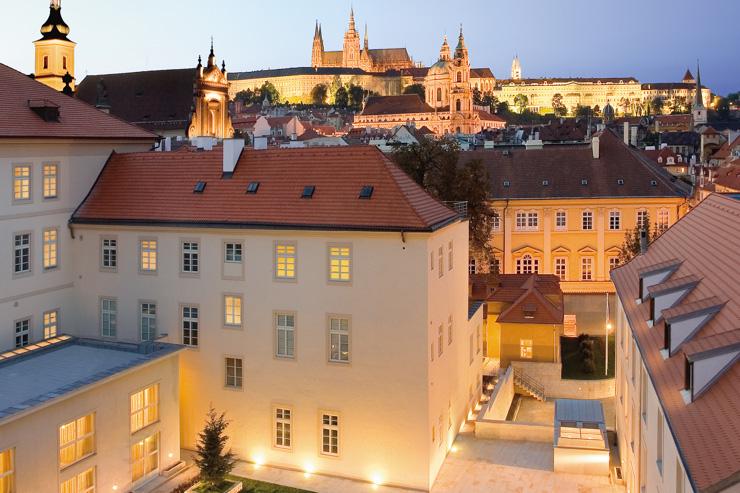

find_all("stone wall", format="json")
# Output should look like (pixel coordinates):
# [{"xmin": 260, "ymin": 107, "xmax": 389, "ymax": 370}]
[
  {"xmin": 511, "ymin": 361, "xmax": 615, "ymax": 399},
  {"xmin": 482, "ymin": 366, "xmax": 514, "ymax": 421},
  {"xmin": 475, "ymin": 420, "xmax": 554, "ymax": 443}
]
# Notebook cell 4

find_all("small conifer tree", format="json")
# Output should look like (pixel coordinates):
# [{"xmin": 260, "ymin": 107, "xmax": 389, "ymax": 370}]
[{"xmin": 195, "ymin": 407, "xmax": 237, "ymax": 489}]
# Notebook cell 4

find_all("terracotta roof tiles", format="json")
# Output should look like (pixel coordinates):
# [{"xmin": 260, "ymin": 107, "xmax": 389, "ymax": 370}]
[{"xmin": 360, "ymin": 95, "xmax": 435, "ymax": 116}]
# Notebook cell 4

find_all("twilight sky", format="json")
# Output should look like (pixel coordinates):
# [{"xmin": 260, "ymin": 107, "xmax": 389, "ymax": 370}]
[{"xmin": 5, "ymin": 0, "xmax": 740, "ymax": 95}]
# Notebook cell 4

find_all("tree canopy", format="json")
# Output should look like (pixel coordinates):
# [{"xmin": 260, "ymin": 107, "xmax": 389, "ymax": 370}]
[
  {"xmin": 334, "ymin": 86, "xmax": 349, "ymax": 108},
  {"xmin": 233, "ymin": 81, "xmax": 280, "ymax": 105},
  {"xmin": 513, "ymin": 94, "xmax": 529, "ymax": 113},
  {"xmin": 650, "ymin": 96, "xmax": 664, "ymax": 115},
  {"xmin": 551, "ymin": 93, "xmax": 567, "ymax": 117},
  {"xmin": 311, "ymin": 84, "xmax": 328, "ymax": 105},
  {"xmin": 403, "ymin": 83, "xmax": 426, "ymax": 100}
]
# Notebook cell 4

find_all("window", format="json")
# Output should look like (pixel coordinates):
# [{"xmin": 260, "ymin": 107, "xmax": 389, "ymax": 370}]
[
  {"xmin": 438, "ymin": 246, "xmax": 444, "ymax": 276},
  {"xmin": 42, "ymin": 163, "xmax": 59, "ymax": 199},
  {"xmin": 555, "ymin": 257, "xmax": 567, "ymax": 281},
  {"xmin": 101, "ymin": 238, "xmax": 117, "ymax": 269},
  {"xmin": 131, "ymin": 433, "xmax": 158, "ymax": 483},
  {"xmin": 468, "ymin": 257, "xmax": 476, "ymax": 275},
  {"xmin": 329, "ymin": 317, "xmax": 350, "ymax": 363},
  {"xmin": 456, "ymin": 71, "xmax": 462, "ymax": 83},
  {"xmin": 515, "ymin": 211, "xmax": 539, "ymax": 231},
  {"xmin": 640, "ymin": 366, "xmax": 648, "ymax": 421},
  {"xmin": 13, "ymin": 165, "xmax": 31, "ymax": 201},
  {"xmin": 140, "ymin": 302, "xmax": 156, "ymax": 341},
  {"xmin": 182, "ymin": 305, "xmax": 199, "ymax": 347},
  {"xmin": 637, "ymin": 209, "xmax": 649, "ymax": 230},
  {"xmin": 520, "ymin": 339, "xmax": 533, "ymax": 359},
  {"xmin": 436, "ymin": 88, "xmax": 442, "ymax": 102},
  {"xmin": 0, "ymin": 448, "xmax": 14, "ymax": 493},
  {"xmin": 276, "ymin": 313, "xmax": 295, "ymax": 358},
  {"xmin": 657, "ymin": 208, "xmax": 669, "ymax": 232},
  {"xmin": 447, "ymin": 315, "xmax": 453, "ymax": 345},
  {"xmin": 275, "ymin": 242, "xmax": 296, "ymax": 279},
  {"xmin": 14, "ymin": 319, "xmax": 29, "ymax": 348},
  {"xmin": 555, "ymin": 210, "xmax": 567, "ymax": 230},
  {"xmin": 130, "ymin": 384, "xmax": 158, "ymax": 433},
  {"xmin": 455, "ymin": 99, "xmax": 461, "ymax": 112},
  {"xmin": 225, "ymin": 357, "xmax": 243, "ymax": 389},
  {"xmin": 43, "ymin": 309, "xmax": 58, "ymax": 339},
  {"xmin": 609, "ymin": 257, "xmax": 620, "ymax": 271},
  {"xmin": 43, "ymin": 228, "xmax": 58, "ymax": 269},
  {"xmin": 139, "ymin": 239, "xmax": 157, "ymax": 272},
  {"xmin": 609, "ymin": 210, "xmax": 621, "ymax": 230},
  {"xmin": 581, "ymin": 257, "xmax": 594, "ymax": 281},
  {"xmin": 491, "ymin": 257, "xmax": 500, "ymax": 274},
  {"xmin": 62, "ymin": 56, "xmax": 67, "ymax": 70},
  {"xmin": 448, "ymin": 241, "xmax": 454, "ymax": 270},
  {"xmin": 13, "ymin": 233, "xmax": 31, "ymax": 274},
  {"xmin": 329, "ymin": 245, "xmax": 351, "ymax": 282},
  {"xmin": 274, "ymin": 408, "xmax": 292, "ymax": 448},
  {"xmin": 438, "ymin": 325, "xmax": 444, "ymax": 357},
  {"xmin": 43, "ymin": 56, "xmax": 48, "ymax": 69},
  {"xmin": 582, "ymin": 210, "xmax": 593, "ymax": 230},
  {"xmin": 430, "ymin": 251, "xmax": 434, "ymax": 271},
  {"xmin": 225, "ymin": 242, "xmax": 242, "ymax": 263},
  {"xmin": 59, "ymin": 414, "xmax": 95, "ymax": 469},
  {"xmin": 469, "ymin": 333, "xmax": 474, "ymax": 364},
  {"xmin": 182, "ymin": 241, "xmax": 199, "ymax": 273},
  {"xmin": 657, "ymin": 410, "xmax": 664, "ymax": 475},
  {"xmin": 224, "ymin": 295, "xmax": 242, "ymax": 327},
  {"xmin": 476, "ymin": 323, "xmax": 481, "ymax": 354},
  {"xmin": 321, "ymin": 413, "xmax": 339, "ymax": 456},
  {"xmin": 492, "ymin": 211, "xmax": 501, "ymax": 231},
  {"xmin": 100, "ymin": 298, "xmax": 117, "ymax": 337},
  {"xmin": 60, "ymin": 467, "xmax": 95, "ymax": 493},
  {"xmin": 516, "ymin": 254, "xmax": 539, "ymax": 274}
]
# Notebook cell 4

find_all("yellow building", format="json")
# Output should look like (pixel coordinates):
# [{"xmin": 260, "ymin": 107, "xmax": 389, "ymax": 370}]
[{"xmin": 33, "ymin": 0, "xmax": 75, "ymax": 92}]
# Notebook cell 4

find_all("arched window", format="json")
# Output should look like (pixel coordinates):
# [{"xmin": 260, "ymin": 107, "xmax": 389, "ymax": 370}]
[
  {"xmin": 516, "ymin": 254, "xmax": 539, "ymax": 274},
  {"xmin": 456, "ymin": 99, "xmax": 461, "ymax": 112},
  {"xmin": 457, "ymin": 71, "xmax": 462, "ymax": 83},
  {"xmin": 437, "ymin": 88, "xmax": 442, "ymax": 102}
]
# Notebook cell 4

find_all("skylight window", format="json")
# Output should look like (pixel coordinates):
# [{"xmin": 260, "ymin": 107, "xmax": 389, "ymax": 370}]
[
  {"xmin": 651, "ymin": 180, "xmax": 658, "ymax": 186},
  {"xmin": 301, "ymin": 185, "xmax": 316, "ymax": 199},
  {"xmin": 542, "ymin": 180, "xmax": 549, "ymax": 186},
  {"xmin": 246, "ymin": 181, "xmax": 260, "ymax": 194},
  {"xmin": 581, "ymin": 179, "xmax": 588, "ymax": 185},
  {"xmin": 359, "ymin": 185, "xmax": 374, "ymax": 199},
  {"xmin": 193, "ymin": 181, "xmax": 206, "ymax": 193},
  {"xmin": 617, "ymin": 179, "xmax": 625, "ymax": 185},
  {"xmin": 503, "ymin": 180, "xmax": 510, "ymax": 187}
]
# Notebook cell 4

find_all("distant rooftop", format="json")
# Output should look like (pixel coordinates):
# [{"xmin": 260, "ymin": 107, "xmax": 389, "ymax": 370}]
[{"xmin": 0, "ymin": 336, "xmax": 182, "ymax": 425}]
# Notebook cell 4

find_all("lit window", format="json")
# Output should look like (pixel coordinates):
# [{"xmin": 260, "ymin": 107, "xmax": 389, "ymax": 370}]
[
  {"xmin": 13, "ymin": 233, "xmax": 31, "ymax": 274},
  {"xmin": 581, "ymin": 257, "xmax": 594, "ymax": 281},
  {"xmin": 609, "ymin": 210, "xmax": 621, "ymax": 230},
  {"xmin": 225, "ymin": 242, "xmax": 242, "ymax": 263},
  {"xmin": 225, "ymin": 357, "xmax": 243, "ymax": 388},
  {"xmin": 14, "ymin": 319, "xmax": 29, "ymax": 348},
  {"xmin": 0, "ymin": 448, "xmax": 15, "ymax": 493},
  {"xmin": 60, "ymin": 466, "xmax": 95, "ymax": 493},
  {"xmin": 130, "ymin": 384, "xmax": 158, "ymax": 433},
  {"xmin": 520, "ymin": 339, "xmax": 533, "ymax": 359},
  {"xmin": 101, "ymin": 238, "xmax": 117, "ymax": 269},
  {"xmin": 275, "ymin": 313, "xmax": 295, "ymax": 358},
  {"xmin": 43, "ymin": 163, "xmax": 58, "ymax": 199},
  {"xmin": 182, "ymin": 305, "xmax": 199, "ymax": 347},
  {"xmin": 555, "ymin": 257, "xmax": 567, "ymax": 281},
  {"xmin": 275, "ymin": 242, "xmax": 296, "ymax": 279},
  {"xmin": 182, "ymin": 241, "xmax": 199, "ymax": 273},
  {"xmin": 321, "ymin": 413, "xmax": 339, "ymax": 456},
  {"xmin": 131, "ymin": 433, "xmax": 158, "ymax": 484},
  {"xmin": 438, "ymin": 325, "xmax": 444, "ymax": 357},
  {"xmin": 516, "ymin": 254, "xmax": 539, "ymax": 274},
  {"xmin": 100, "ymin": 298, "xmax": 117, "ymax": 337},
  {"xmin": 59, "ymin": 414, "xmax": 95, "ymax": 469},
  {"xmin": 140, "ymin": 302, "xmax": 156, "ymax": 341},
  {"xmin": 43, "ymin": 309, "xmax": 58, "ymax": 339},
  {"xmin": 329, "ymin": 245, "xmax": 351, "ymax": 282},
  {"xmin": 274, "ymin": 408, "xmax": 292, "ymax": 448},
  {"xmin": 224, "ymin": 295, "xmax": 242, "ymax": 326},
  {"xmin": 43, "ymin": 228, "xmax": 58, "ymax": 269},
  {"xmin": 555, "ymin": 210, "xmax": 567, "ymax": 230},
  {"xmin": 139, "ymin": 239, "xmax": 157, "ymax": 272},
  {"xmin": 438, "ymin": 246, "xmax": 444, "ymax": 276},
  {"xmin": 13, "ymin": 165, "xmax": 31, "ymax": 201},
  {"xmin": 329, "ymin": 317, "xmax": 350, "ymax": 363},
  {"xmin": 636, "ymin": 209, "xmax": 649, "ymax": 230},
  {"xmin": 447, "ymin": 315, "xmax": 453, "ymax": 345},
  {"xmin": 448, "ymin": 241, "xmax": 454, "ymax": 270},
  {"xmin": 582, "ymin": 210, "xmax": 593, "ymax": 230}
]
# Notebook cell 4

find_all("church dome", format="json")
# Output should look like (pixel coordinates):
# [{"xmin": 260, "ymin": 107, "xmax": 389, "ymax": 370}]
[
  {"xmin": 39, "ymin": 1, "xmax": 70, "ymax": 41},
  {"xmin": 428, "ymin": 59, "xmax": 451, "ymax": 76}
]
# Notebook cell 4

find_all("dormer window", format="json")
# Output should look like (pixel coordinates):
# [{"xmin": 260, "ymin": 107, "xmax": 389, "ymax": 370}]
[
  {"xmin": 662, "ymin": 297, "xmax": 724, "ymax": 356},
  {"xmin": 581, "ymin": 179, "xmax": 588, "ymax": 186},
  {"xmin": 646, "ymin": 274, "xmax": 701, "ymax": 324},
  {"xmin": 637, "ymin": 259, "xmax": 682, "ymax": 301},
  {"xmin": 684, "ymin": 337, "xmax": 740, "ymax": 401}
]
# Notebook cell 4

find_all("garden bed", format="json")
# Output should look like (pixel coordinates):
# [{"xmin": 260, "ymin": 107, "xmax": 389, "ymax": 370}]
[
  {"xmin": 560, "ymin": 334, "xmax": 615, "ymax": 380},
  {"xmin": 228, "ymin": 476, "xmax": 315, "ymax": 493}
]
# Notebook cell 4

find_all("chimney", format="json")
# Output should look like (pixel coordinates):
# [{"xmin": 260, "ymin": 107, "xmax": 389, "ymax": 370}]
[
  {"xmin": 639, "ymin": 229, "xmax": 648, "ymax": 254},
  {"xmin": 164, "ymin": 137, "xmax": 172, "ymax": 152},
  {"xmin": 630, "ymin": 126, "xmax": 638, "ymax": 147},
  {"xmin": 253, "ymin": 136, "xmax": 268, "ymax": 150},
  {"xmin": 623, "ymin": 122, "xmax": 630, "ymax": 146},
  {"xmin": 592, "ymin": 135, "xmax": 600, "ymax": 159},
  {"xmin": 223, "ymin": 138, "xmax": 245, "ymax": 174}
]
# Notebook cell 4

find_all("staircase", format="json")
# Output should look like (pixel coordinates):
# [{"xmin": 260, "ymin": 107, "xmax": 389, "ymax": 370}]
[{"xmin": 513, "ymin": 367, "xmax": 546, "ymax": 401}]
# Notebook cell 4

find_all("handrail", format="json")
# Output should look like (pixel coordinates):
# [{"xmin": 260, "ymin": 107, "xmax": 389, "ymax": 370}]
[{"xmin": 513, "ymin": 367, "xmax": 546, "ymax": 400}]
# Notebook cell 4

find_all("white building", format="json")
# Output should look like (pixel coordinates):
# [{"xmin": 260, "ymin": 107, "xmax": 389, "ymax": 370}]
[{"xmin": 611, "ymin": 193, "xmax": 740, "ymax": 493}]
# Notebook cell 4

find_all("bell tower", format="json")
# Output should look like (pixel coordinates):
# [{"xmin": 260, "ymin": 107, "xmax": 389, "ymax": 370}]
[{"xmin": 34, "ymin": 0, "xmax": 76, "ymax": 92}]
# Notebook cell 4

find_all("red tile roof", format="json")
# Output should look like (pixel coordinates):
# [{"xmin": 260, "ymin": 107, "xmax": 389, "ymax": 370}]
[
  {"xmin": 470, "ymin": 274, "xmax": 564, "ymax": 324},
  {"xmin": 361, "ymin": 95, "xmax": 435, "ymax": 116},
  {"xmin": 71, "ymin": 146, "xmax": 458, "ymax": 232},
  {"xmin": 713, "ymin": 164, "xmax": 740, "ymax": 191},
  {"xmin": 611, "ymin": 194, "xmax": 740, "ymax": 492},
  {"xmin": 0, "ymin": 63, "xmax": 157, "ymax": 141}
]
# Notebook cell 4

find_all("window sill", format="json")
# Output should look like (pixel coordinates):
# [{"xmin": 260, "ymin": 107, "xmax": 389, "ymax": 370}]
[
  {"xmin": 60, "ymin": 451, "xmax": 96, "ymax": 471},
  {"xmin": 131, "ymin": 419, "xmax": 160, "ymax": 436}
]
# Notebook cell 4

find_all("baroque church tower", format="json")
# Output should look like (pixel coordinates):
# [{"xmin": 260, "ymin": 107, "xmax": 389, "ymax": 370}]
[
  {"xmin": 34, "ymin": 0, "xmax": 76, "ymax": 92},
  {"xmin": 449, "ymin": 27, "xmax": 476, "ymax": 132},
  {"xmin": 188, "ymin": 41, "xmax": 235, "ymax": 139},
  {"xmin": 311, "ymin": 21, "xmax": 324, "ymax": 68}
]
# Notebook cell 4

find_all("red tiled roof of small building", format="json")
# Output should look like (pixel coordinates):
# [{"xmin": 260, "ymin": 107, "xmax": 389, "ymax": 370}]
[
  {"xmin": 713, "ymin": 164, "xmax": 740, "ymax": 191},
  {"xmin": 71, "ymin": 145, "xmax": 458, "ymax": 232},
  {"xmin": 610, "ymin": 193, "xmax": 740, "ymax": 492},
  {"xmin": 360, "ymin": 94, "xmax": 435, "ymax": 116},
  {"xmin": 470, "ymin": 273, "xmax": 564, "ymax": 325}
]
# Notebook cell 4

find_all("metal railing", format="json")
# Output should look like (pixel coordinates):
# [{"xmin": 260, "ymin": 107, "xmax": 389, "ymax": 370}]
[
  {"xmin": 513, "ymin": 367, "xmax": 546, "ymax": 401},
  {"xmin": 444, "ymin": 201, "xmax": 468, "ymax": 218}
]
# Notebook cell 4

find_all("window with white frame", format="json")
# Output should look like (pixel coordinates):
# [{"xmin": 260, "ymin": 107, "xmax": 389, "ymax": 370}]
[
  {"xmin": 43, "ymin": 228, "xmax": 58, "ymax": 269},
  {"xmin": 274, "ymin": 408, "xmax": 292, "ymax": 448},
  {"xmin": 140, "ymin": 302, "xmax": 156, "ymax": 341},
  {"xmin": 14, "ymin": 319, "xmax": 29, "ymax": 348},
  {"xmin": 609, "ymin": 210, "xmax": 621, "ymax": 230},
  {"xmin": 100, "ymin": 298, "xmax": 117, "ymax": 337},
  {"xmin": 60, "ymin": 466, "xmax": 95, "ymax": 493},
  {"xmin": 13, "ymin": 165, "xmax": 31, "ymax": 201},
  {"xmin": 131, "ymin": 433, "xmax": 158, "ymax": 484},
  {"xmin": 13, "ymin": 233, "xmax": 31, "ymax": 274},
  {"xmin": 43, "ymin": 163, "xmax": 58, "ymax": 199},
  {"xmin": 516, "ymin": 254, "xmax": 539, "ymax": 274},
  {"xmin": 492, "ymin": 211, "xmax": 501, "ymax": 231},
  {"xmin": 59, "ymin": 413, "xmax": 95, "ymax": 469},
  {"xmin": 636, "ymin": 209, "xmax": 649, "ymax": 230},
  {"xmin": 225, "ymin": 357, "xmax": 243, "ymax": 388},
  {"xmin": 101, "ymin": 238, "xmax": 117, "ymax": 269},
  {"xmin": 515, "ymin": 211, "xmax": 539, "ymax": 231},
  {"xmin": 321, "ymin": 413, "xmax": 339, "ymax": 456},
  {"xmin": 437, "ymin": 325, "xmax": 444, "ymax": 357},
  {"xmin": 225, "ymin": 242, "xmax": 242, "ymax": 263},
  {"xmin": 43, "ymin": 309, "xmax": 58, "ymax": 339},
  {"xmin": 328, "ymin": 245, "xmax": 351, "ymax": 282},
  {"xmin": 447, "ymin": 315, "xmax": 453, "ymax": 345},
  {"xmin": 448, "ymin": 241, "xmax": 454, "ymax": 270},
  {"xmin": 520, "ymin": 339, "xmax": 533, "ymax": 359},
  {"xmin": 581, "ymin": 257, "xmax": 594, "ymax": 281},
  {"xmin": 329, "ymin": 317, "xmax": 349, "ymax": 363},
  {"xmin": 554, "ymin": 257, "xmax": 567, "ymax": 281},
  {"xmin": 139, "ymin": 239, "xmax": 157, "ymax": 272},
  {"xmin": 182, "ymin": 305, "xmax": 199, "ymax": 347},
  {"xmin": 657, "ymin": 208, "xmax": 669, "ymax": 232},
  {"xmin": 276, "ymin": 313, "xmax": 295, "ymax": 358},
  {"xmin": 491, "ymin": 256, "xmax": 500, "ymax": 274},
  {"xmin": 582, "ymin": 210, "xmax": 593, "ymax": 230},
  {"xmin": 555, "ymin": 210, "xmax": 567, "ymax": 230},
  {"xmin": 0, "ymin": 448, "xmax": 14, "ymax": 493},
  {"xmin": 224, "ymin": 295, "xmax": 242, "ymax": 327},
  {"xmin": 182, "ymin": 241, "xmax": 199, "ymax": 273},
  {"xmin": 609, "ymin": 256, "xmax": 620, "ymax": 272},
  {"xmin": 438, "ymin": 246, "xmax": 444, "ymax": 276},
  {"xmin": 130, "ymin": 384, "xmax": 158, "ymax": 433},
  {"xmin": 275, "ymin": 242, "xmax": 296, "ymax": 279},
  {"xmin": 468, "ymin": 257, "xmax": 476, "ymax": 275}
]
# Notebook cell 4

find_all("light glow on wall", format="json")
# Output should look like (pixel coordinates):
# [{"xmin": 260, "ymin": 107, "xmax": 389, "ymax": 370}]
[
  {"xmin": 370, "ymin": 472, "xmax": 384, "ymax": 486},
  {"xmin": 303, "ymin": 462, "xmax": 315, "ymax": 477}
]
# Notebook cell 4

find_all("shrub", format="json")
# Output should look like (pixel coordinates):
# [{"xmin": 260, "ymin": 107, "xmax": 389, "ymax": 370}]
[{"xmin": 582, "ymin": 357, "xmax": 596, "ymax": 374}]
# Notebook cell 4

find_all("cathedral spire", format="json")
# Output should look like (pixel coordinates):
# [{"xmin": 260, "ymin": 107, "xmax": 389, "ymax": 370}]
[
  {"xmin": 454, "ymin": 24, "xmax": 468, "ymax": 60},
  {"xmin": 207, "ymin": 37, "xmax": 216, "ymax": 68},
  {"xmin": 364, "ymin": 23, "xmax": 368, "ymax": 52},
  {"xmin": 693, "ymin": 60, "xmax": 704, "ymax": 109},
  {"xmin": 348, "ymin": 7, "xmax": 356, "ymax": 33}
]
